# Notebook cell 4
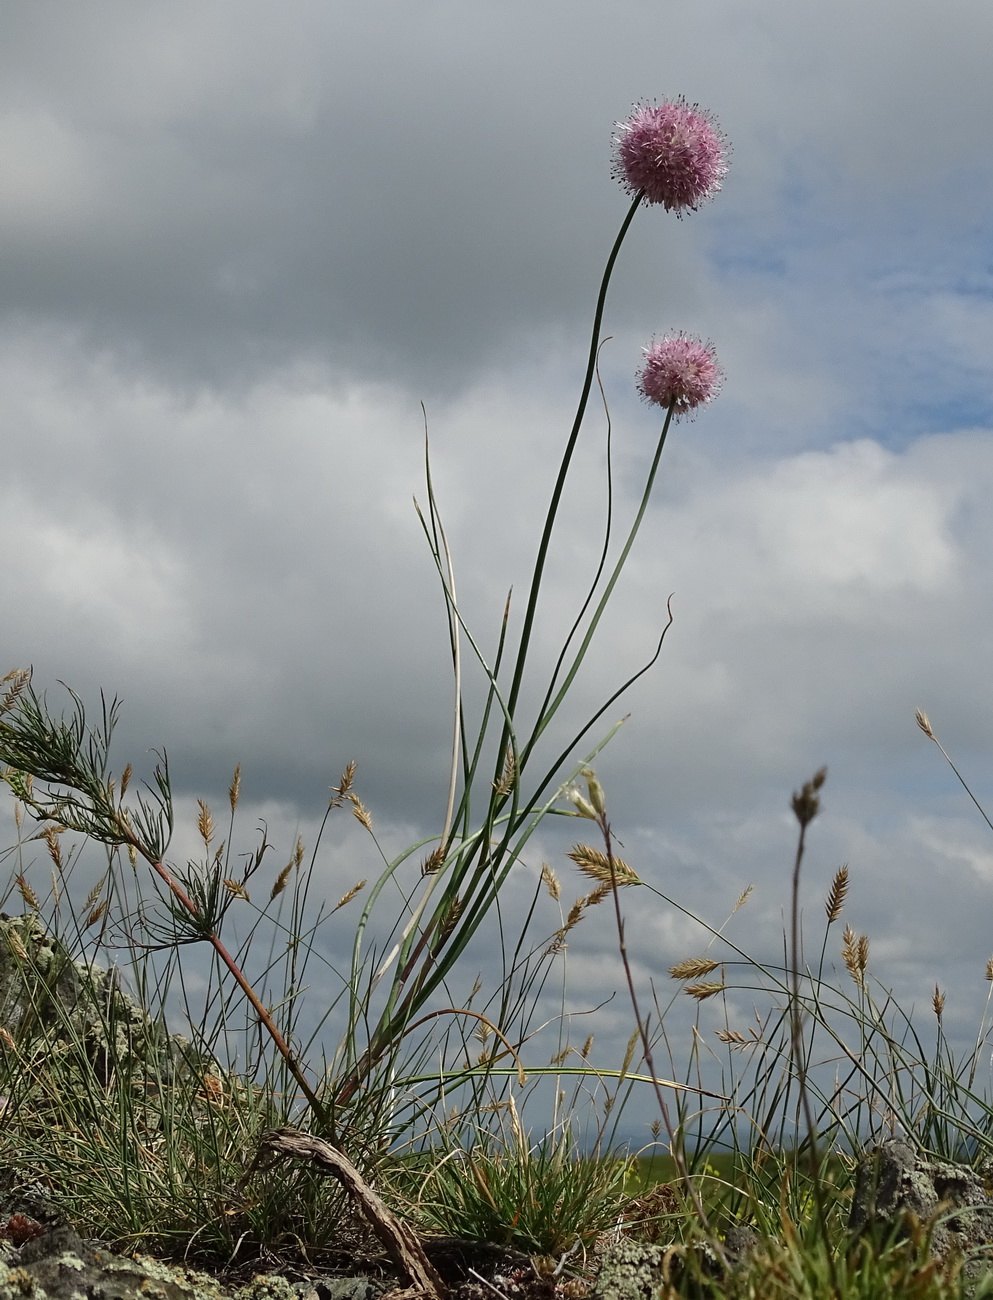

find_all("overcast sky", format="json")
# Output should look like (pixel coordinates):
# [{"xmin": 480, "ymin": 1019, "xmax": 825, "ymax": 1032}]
[{"xmin": 3, "ymin": 0, "xmax": 993, "ymax": 1144}]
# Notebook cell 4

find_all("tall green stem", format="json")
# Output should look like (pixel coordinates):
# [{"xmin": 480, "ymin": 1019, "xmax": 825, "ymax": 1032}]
[{"xmin": 498, "ymin": 191, "xmax": 644, "ymax": 758}]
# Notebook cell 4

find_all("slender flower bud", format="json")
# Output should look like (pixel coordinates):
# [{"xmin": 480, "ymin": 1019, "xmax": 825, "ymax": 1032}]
[
  {"xmin": 581, "ymin": 768, "xmax": 607, "ymax": 818},
  {"xmin": 564, "ymin": 784, "xmax": 598, "ymax": 820}
]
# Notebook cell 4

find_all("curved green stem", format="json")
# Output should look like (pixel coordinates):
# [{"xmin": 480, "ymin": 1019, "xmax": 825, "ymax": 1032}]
[{"xmin": 498, "ymin": 191, "xmax": 644, "ymax": 755}]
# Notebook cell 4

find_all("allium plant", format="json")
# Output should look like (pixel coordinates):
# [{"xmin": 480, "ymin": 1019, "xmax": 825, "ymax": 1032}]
[
  {"xmin": 0, "ymin": 97, "xmax": 728, "ymax": 1161},
  {"xmin": 638, "ymin": 333, "xmax": 723, "ymax": 417},
  {"xmin": 612, "ymin": 98, "xmax": 728, "ymax": 212}
]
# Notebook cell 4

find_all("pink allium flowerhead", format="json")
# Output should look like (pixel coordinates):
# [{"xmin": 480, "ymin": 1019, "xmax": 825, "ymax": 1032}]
[
  {"xmin": 613, "ymin": 99, "xmax": 728, "ymax": 212},
  {"xmin": 637, "ymin": 334, "xmax": 722, "ymax": 417}
]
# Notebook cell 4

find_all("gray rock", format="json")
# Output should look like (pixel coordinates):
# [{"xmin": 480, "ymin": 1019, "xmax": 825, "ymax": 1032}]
[
  {"xmin": 0, "ymin": 1226, "xmax": 387, "ymax": 1300},
  {"xmin": 849, "ymin": 1138, "xmax": 993, "ymax": 1262},
  {"xmin": 0, "ymin": 913, "xmax": 213, "ymax": 1090}
]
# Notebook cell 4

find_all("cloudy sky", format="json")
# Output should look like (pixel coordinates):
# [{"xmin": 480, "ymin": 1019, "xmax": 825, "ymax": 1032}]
[{"xmin": 3, "ymin": 0, "xmax": 993, "ymax": 1142}]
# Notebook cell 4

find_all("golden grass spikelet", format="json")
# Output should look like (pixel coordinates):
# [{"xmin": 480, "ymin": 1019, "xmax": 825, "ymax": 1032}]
[
  {"xmin": 120, "ymin": 763, "xmax": 132, "ymax": 797},
  {"xmin": 619, "ymin": 1028, "xmax": 638, "ymax": 1077},
  {"xmin": 348, "ymin": 794, "xmax": 373, "ymax": 831},
  {"xmin": 732, "ymin": 884, "xmax": 754, "ymax": 913},
  {"xmin": 715, "ymin": 1029, "xmax": 749, "ymax": 1047},
  {"xmin": 492, "ymin": 745, "xmax": 516, "ymax": 796},
  {"xmin": 933, "ymin": 984, "xmax": 945, "ymax": 1019},
  {"xmin": 330, "ymin": 761, "xmax": 357, "ymax": 806},
  {"xmin": 567, "ymin": 844, "xmax": 640, "ymax": 886},
  {"xmin": 549, "ymin": 1046, "xmax": 571, "ymax": 1066},
  {"xmin": 82, "ymin": 877, "xmax": 105, "ymax": 916},
  {"xmin": 986, "ymin": 957, "xmax": 993, "ymax": 982},
  {"xmin": 41, "ymin": 825, "xmax": 63, "ymax": 871},
  {"xmin": 197, "ymin": 800, "xmax": 215, "ymax": 847},
  {"xmin": 842, "ymin": 924, "xmax": 868, "ymax": 985},
  {"xmin": 0, "ymin": 1025, "xmax": 15, "ymax": 1050},
  {"xmin": 5, "ymin": 927, "xmax": 28, "ymax": 961},
  {"xmin": 685, "ymin": 981, "xmax": 725, "ymax": 1001},
  {"xmin": 15, "ymin": 875, "xmax": 39, "ymax": 911},
  {"xmin": 540, "ymin": 862, "xmax": 561, "ymax": 901},
  {"xmin": 582, "ymin": 1034, "xmax": 596, "ymax": 1060},
  {"xmin": 333, "ymin": 880, "xmax": 367, "ymax": 911},
  {"xmin": 228, "ymin": 764, "xmax": 242, "ymax": 812},
  {"xmin": 421, "ymin": 847, "xmax": 445, "ymax": 876},
  {"xmin": 669, "ymin": 957, "xmax": 720, "ymax": 980},
  {"xmin": 127, "ymin": 843, "xmax": 137, "ymax": 868},
  {"xmin": 915, "ymin": 707, "xmax": 935, "ymax": 739},
  {"xmin": 0, "ymin": 668, "xmax": 30, "ymax": 715},
  {"xmin": 86, "ymin": 901, "xmax": 108, "ymax": 928},
  {"xmin": 223, "ymin": 878, "xmax": 250, "ymax": 901},
  {"xmin": 270, "ymin": 860, "xmax": 294, "ymax": 900},
  {"xmin": 432, "ymin": 894, "xmax": 464, "ymax": 954},
  {"xmin": 825, "ymin": 865, "xmax": 849, "ymax": 923}
]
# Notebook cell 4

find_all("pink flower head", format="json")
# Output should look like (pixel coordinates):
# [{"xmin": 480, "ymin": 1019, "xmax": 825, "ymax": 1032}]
[
  {"xmin": 613, "ymin": 99, "xmax": 728, "ymax": 212},
  {"xmin": 637, "ymin": 334, "xmax": 722, "ymax": 417}
]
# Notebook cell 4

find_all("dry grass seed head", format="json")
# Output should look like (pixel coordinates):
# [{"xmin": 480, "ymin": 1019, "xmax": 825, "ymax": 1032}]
[
  {"xmin": 330, "ymin": 761, "xmax": 357, "ymax": 806},
  {"xmin": 86, "ymin": 901, "xmax": 108, "ymax": 928},
  {"xmin": 825, "ymin": 865, "xmax": 849, "ymax": 923},
  {"xmin": 567, "ymin": 844, "xmax": 640, "ymax": 886},
  {"xmin": 986, "ymin": 957, "xmax": 993, "ymax": 982},
  {"xmin": 348, "ymin": 794, "xmax": 373, "ymax": 831},
  {"xmin": 842, "ymin": 924, "xmax": 869, "ymax": 985},
  {"xmin": 732, "ymin": 884, "xmax": 754, "ymax": 913},
  {"xmin": 228, "ymin": 764, "xmax": 242, "ymax": 812},
  {"xmin": 915, "ymin": 708, "xmax": 935, "ymax": 739},
  {"xmin": 15, "ymin": 876, "xmax": 39, "ymax": 911},
  {"xmin": 197, "ymin": 800, "xmax": 215, "ymax": 848},
  {"xmin": 421, "ymin": 847, "xmax": 445, "ymax": 876},
  {"xmin": 5, "ymin": 928, "xmax": 28, "ymax": 961},
  {"xmin": 493, "ymin": 745, "xmax": 516, "ymax": 797},
  {"xmin": 933, "ymin": 985, "xmax": 945, "ymax": 1019},
  {"xmin": 223, "ymin": 879, "xmax": 250, "ymax": 901},
  {"xmin": 41, "ymin": 826, "xmax": 63, "ymax": 872},
  {"xmin": 619, "ymin": 1028, "xmax": 638, "ymax": 1077},
  {"xmin": 431, "ymin": 894, "xmax": 464, "ymax": 953},
  {"xmin": 270, "ymin": 860, "xmax": 294, "ymax": 900},
  {"xmin": 82, "ymin": 877, "xmax": 105, "ymax": 916},
  {"xmin": 333, "ymin": 880, "xmax": 367, "ymax": 911},
  {"xmin": 0, "ymin": 668, "xmax": 30, "ymax": 714},
  {"xmin": 685, "ymin": 982, "xmax": 725, "ymax": 1001},
  {"xmin": 540, "ymin": 862, "xmax": 561, "ymax": 901},
  {"xmin": 715, "ymin": 1029, "xmax": 750, "ymax": 1048},
  {"xmin": 669, "ymin": 957, "xmax": 720, "ymax": 980}
]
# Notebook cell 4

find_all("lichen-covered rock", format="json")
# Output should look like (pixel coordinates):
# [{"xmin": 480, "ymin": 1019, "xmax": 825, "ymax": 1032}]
[
  {"xmin": 591, "ymin": 1228, "xmax": 758, "ymax": 1300},
  {"xmin": 0, "ymin": 1226, "xmax": 387, "ymax": 1300},
  {"xmin": 849, "ymin": 1138, "xmax": 993, "ymax": 1262},
  {"xmin": 591, "ymin": 1240, "xmax": 671, "ymax": 1300},
  {"xmin": 0, "ymin": 913, "xmax": 213, "ymax": 1089}
]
